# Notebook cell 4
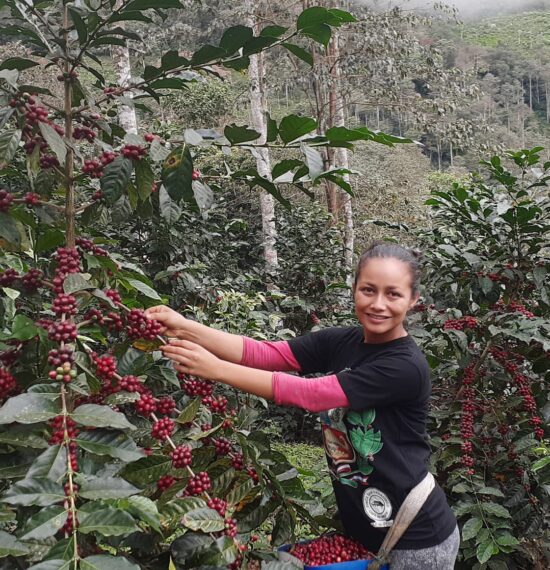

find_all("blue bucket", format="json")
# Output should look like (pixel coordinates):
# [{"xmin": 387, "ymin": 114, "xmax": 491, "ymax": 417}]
[{"xmin": 278, "ymin": 542, "xmax": 389, "ymax": 570}]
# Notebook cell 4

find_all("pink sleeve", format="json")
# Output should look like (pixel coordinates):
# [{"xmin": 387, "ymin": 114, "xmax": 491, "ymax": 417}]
[
  {"xmin": 240, "ymin": 338, "xmax": 301, "ymax": 372},
  {"xmin": 272, "ymin": 372, "xmax": 349, "ymax": 413}
]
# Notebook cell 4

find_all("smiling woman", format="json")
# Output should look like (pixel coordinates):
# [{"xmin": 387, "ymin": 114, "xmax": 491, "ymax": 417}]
[{"xmin": 145, "ymin": 242, "xmax": 459, "ymax": 569}]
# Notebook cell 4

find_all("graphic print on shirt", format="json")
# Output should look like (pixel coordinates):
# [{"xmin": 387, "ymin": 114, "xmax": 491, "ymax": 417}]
[{"xmin": 320, "ymin": 407, "xmax": 383, "ymax": 488}]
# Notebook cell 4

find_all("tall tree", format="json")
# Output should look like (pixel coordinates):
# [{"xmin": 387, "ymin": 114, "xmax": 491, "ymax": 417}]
[{"xmin": 245, "ymin": 1, "xmax": 279, "ymax": 276}]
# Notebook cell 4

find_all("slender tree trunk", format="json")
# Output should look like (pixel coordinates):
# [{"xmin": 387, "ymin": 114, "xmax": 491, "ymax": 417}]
[
  {"xmin": 246, "ymin": 4, "xmax": 278, "ymax": 275},
  {"xmin": 546, "ymin": 81, "xmax": 549, "ymax": 122},
  {"xmin": 329, "ymin": 29, "xmax": 354, "ymax": 281},
  {"xmin": 112, "ymin": 0, "xmax": 137, "ymax": 134}
]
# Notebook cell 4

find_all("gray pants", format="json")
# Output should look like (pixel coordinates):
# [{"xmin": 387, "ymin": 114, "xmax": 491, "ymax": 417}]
[{"xmin": 389, "ymin": 525, "xmax": 460, "ymax": 569}]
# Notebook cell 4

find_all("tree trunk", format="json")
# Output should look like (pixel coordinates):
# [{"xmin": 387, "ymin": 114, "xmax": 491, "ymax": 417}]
[
  {"xmin": 329, "ymin": 29, "xmax": 354, "ymax": 281},
  {"xmin": 112, "ymin": 0, "xmax": 137, "ymax": 134},
  {"xmin": 246, "ymin": 4, "xmax": 278, "ymax": 276}
]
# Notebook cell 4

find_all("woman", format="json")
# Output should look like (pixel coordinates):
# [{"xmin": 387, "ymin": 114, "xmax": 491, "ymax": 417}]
[{"xmin": 145, "ymin": 242, "xmax": 460, "ymax": 569}]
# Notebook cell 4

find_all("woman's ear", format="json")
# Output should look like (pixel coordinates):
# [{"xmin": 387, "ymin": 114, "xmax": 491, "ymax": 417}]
[{"xmin": 409, "ymin": 293, "xmax": 420, "ymax": 310}]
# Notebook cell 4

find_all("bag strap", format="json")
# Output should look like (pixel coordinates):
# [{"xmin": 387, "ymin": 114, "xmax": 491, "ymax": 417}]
[{"xmin": 369, "ymin": 472, "xmax": 435, "ymax": 570}]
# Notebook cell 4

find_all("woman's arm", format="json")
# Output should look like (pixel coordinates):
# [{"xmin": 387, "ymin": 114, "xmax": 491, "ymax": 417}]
[{"xmin": 161, "ymin": 340, "xmax": 349, "ymax": 411}]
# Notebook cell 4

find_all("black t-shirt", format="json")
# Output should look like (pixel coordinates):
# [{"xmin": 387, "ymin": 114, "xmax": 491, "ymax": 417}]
[{"xmin": 287, "ymin": 326, "xmax": 456, "ymax": 552}]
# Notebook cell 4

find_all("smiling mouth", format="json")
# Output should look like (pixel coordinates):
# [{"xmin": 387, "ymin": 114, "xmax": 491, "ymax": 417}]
[{"xmin": 366, "ymin": 314, "xmax": 390, "ymax": 320}]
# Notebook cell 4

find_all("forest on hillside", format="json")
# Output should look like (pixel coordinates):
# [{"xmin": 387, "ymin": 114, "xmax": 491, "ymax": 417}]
[{"xmin": 0, "ymin": 1, "xmax": 548, "ymax": 569}]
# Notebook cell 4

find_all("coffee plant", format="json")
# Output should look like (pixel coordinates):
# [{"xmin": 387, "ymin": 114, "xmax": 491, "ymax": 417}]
[
  {"xmin": 411, "ymin": 148, "xmax": 550, "ymax": 569},
  {"xmin": 0, "ymin": 1, "xmax": 413, "ymax": 568}
]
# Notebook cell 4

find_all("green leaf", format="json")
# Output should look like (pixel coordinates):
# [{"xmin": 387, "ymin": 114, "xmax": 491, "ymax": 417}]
[
  {"xmin": 462, "ymin": 517, "xmax": 483, "ymax": 541},
  {"xmin": 481, "ymin": 502, "xmax": 511, "ymax": 518},
  {"xmin": 120, "ymin": 455, "xmax": 171, "ymax": 486},
  {"xmin": 0, "ymin": 129, "xmax": 22, "ymax": 168},
  {"xmin": 171, "ymin": 532, "xmax": 213, "ymax": 565},
  {"xmin": 161, "ymin": 145, "xmax": 193, "ymax": 202},
  {"xmin": 120, "ymin": 495, "xmax": 160, "ymax": 531},
  {"xmin": 224, "ymin": 124, "xmax": 261, "ymax": 145},
  {"xmin": 28, "ymin": 561, "xmax": 71, "ymax": 570},
  {"xmin": 77, "ymin": 475, "xmax": 139, "ymax": 500},
  {"xmin": 78, "ymin": 506, "xmax": 139, "ymax": 536},
  {"xmin": 100, "ymin": 156, "xmax": 133, "ymax": 205},
  {"xmin": 282, "ymin": 43, "xmax": 313, "ymax": 66},
  {"xmin": 261, "ymin": 25, "xmax": 288, "ymax": 38},
  {"xmin": 122, "ymin": 0, "xmax": 182, "ymax": 11},
  {"xmin": 477, "ymin": 540, "xmax": 498, "ymax": 564},
  {"xmin": 80, "ymin": 555, "xmax": 141, "ymax": 570},
  {"xmin": 72, "ymin": 404, "xmax": 136, "ymax": 431},
  {"xmin": 177, "ymin": 398, "xmax": 201, "ymax": 424},
  {"xmin": 0, "ymin": 212, "xmax": 21, "ymax": 246},
  {"xmin": 38, "ymin": 122, "xmax": 66, "ymax": 167},
  {"xmin": 219, "ymin": 25, "xmax": 254, "ymax": 54},
  {"xmin": 11, "ymin": 313, "xmax": 39, "ymax": 340},
  {"xmin": 159, "ymin": 185, "xmax": 181, "ymax": 225},
  {"xmin": 0, "ymin": 529, "xmax": 30, "ymax": 557},
  {"xmin": 478, "ymin": 487, "xmax": 505, "ymax": 498},
  {"xmin": 191, "ymin": 45, "xmax": 227, "ymax": 65},
  {"xmin": 2, "ymin": 478, "xmax": 64, "ymax": 506},
  {"xmin": 68, "ymin": 8, "xmax": 87, "ymax": 43},
  {"xmin": 192, "ymin": 180, "xmax": 214, "ymax": 214},
  {"xmin": 63, "ymin": 272, "xmax": 94, "ymax": 294},
  {"xmin": 126, "ymin": 278, "xmax": 161, "ymax": 300},
  {"xmin": 19, "ymin": 506, "xmax": 67, "ymax": 540},
  {"xmin": 182, "ymin": 507, "xmax": 225, "ymax": 532},
  {"xmin": 134, "ymin": 158, "xmax": 155, "ymax": 201},
  {"xmin": 0, "ymin": 393, "xmax": 59, "ymax": 425},
  {"xmin": 27, "ymin": 445, "xmax": 67, "ymax": 481},
  {"xmin": 279, "ymin": 114, "xmax": 317, "ymax": 144},
  {"xmin": 532, "ymin": 456, "xmax": 550, "ymax": 471},
  {"xmin": 496, "ymin": 532, "xmax": 519, "ymax": 546},
  {"xmin": 36, "ymin": 228, "xmax": 65, "ymax": 253},
  {"xmin": 0, "ymin": 57, "xmax": 38, "ymax": 71},
  {"xmin": 75, "ymin": 430, "xmax": 143, "ymax": 462}
]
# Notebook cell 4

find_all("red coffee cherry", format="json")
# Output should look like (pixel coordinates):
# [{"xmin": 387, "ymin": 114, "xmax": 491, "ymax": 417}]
[
  {"xmin": 119, "ymin": 375, "xmax": 145, "ymax": 394},
  {"xmin": 230, "ymin": 451, "xmax": 244, "ymax": 471},
  {"xmin": 24, "ymin": 192, "xmax": 40, "ymax": 206},
  {"xmin": 224, "ymin": 517, "xmax": 238, "ymax": 537},
  {"xmin": 156, "ymin": 396, "xmax": 176, "ymax": 416},
  {"xmin": 135, "ymin": 393, "xmax": 157, "ymax": 417},
  {"xmin": 127, "ymin": 308, "xmax": 163, "ymax": 340},
  {"xmin": 121, "ymin": 144, "xmax": 146, "ymax": 160},
  {"xmin": 185, "ymin": 471, "xmax": 211, "ymax": 496},
  {"xmin": 48, "ymin": 321, "xmax": 78, "ymax": 343},
  {"xmin": 151, "ymin": 417, "xmax": 174, "ymax": 441},
  {"xmin": 22, "ymin": 268, "xmax": 43, "ymax": 291},
  {"xmin": 213, "ymin": 437, "xmax": 232, "ymax": 456},
  {"xmin": 207, "ymin": 497, "xmax": 227, "ymax": 516},
  {"xmin": 0, "ymin": 268, "xmax": 19, "ymax": 286},
  {"xmin": 0, "ymin": 368, "xmax": 17, "ymax": 401},
  {"xmin": 0, "ymin": 189, "xmax": 14, "ymax": 212},
  {"xmin": 170, "ymin": 445, "xmax": 192, "ymax": 468},
  {"xmin": 180, "ymin": 375, "xmax": 213, "ymax": 397},
  {"xmin": 157, "ymin": 475, "xmax": 176, "ymax": 492},
  {"xmin": 93, "ymin": 354, "xmax": 117, "ymax": 380},
  {"xmin": 52, "ymin": 294, "xmax": 78, "ymax": 316}
]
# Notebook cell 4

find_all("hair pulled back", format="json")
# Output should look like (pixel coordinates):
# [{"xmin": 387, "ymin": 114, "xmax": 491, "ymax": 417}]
[{"xmin": 354, "ymin": 241, "xmax": 422, "ymax": 295}]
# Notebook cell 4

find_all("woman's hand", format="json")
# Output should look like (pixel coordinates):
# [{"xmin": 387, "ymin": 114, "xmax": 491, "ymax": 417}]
[
  {"xmin": 144, "ymin": 305, "xmax": 189, "ymax": 337},
  {"xmin": 161, "ymin": 339, "xmax": 223, "ymax": 380}
]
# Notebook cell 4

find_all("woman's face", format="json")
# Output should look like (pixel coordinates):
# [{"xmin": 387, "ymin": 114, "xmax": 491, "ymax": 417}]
[{"xmin": 353, "ymin": 257, "xmax": 419, "ymax": 344}]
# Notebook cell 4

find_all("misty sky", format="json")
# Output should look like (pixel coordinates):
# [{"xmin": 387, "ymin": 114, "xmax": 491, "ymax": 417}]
[{"xmin": 382, "ymin": 0, "xmax": 550, "ymax": 19}]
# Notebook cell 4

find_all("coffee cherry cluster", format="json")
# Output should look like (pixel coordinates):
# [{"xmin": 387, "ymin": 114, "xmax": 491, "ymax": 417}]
[
  {"xmin": 203, "ymin": 395, "xmax": 228, "ymax": 414},
  {"xmin": 22, "ymin": 268, "xmax": 43, "ymax": 291},
  {"xmin": 490, "ymin": 347, "xmax": 545, "ymax": 440},
  {"xmin": 444, "ymin": 316, "xmax": 478, "ymax": 330},
  {"xmin": 121, "ymin": 144, "xmax": 146, "ymax": 160},
  {"xmin": 53, "ymin": 247, "xmax": 81, "ymax": 293},
  {"xmin": 459, "ymin": 364, "xmax": 477, "ymax": 475},
  {"xmin": 0, "ymin": 190, "xmax": 14, "ymax": 212},
  {"xmin": 73, "ymin": 126, "xmax": 96, "ymax": 142},
  {"xmin": 180, "ymin": 375, "xmax": 213, "ymax": 397},
  {"xmin": 75, "ymin": 237, "xmax": 108, "ymax": 257},
  {"xmin": 82, "ymin": 151, "xmax": 117, "ymax": 178},
  {"xmin": 93, "ymin": 354, "xmax": 117, "ymax": 381},
  {"xmin": 84, "ymin": 308, "xmax": 104, "ymax": 324},
  {"xmin": 289, "ymin": 534, "xmax": 374, "ymax": 566},
  {"xmin": 119, "ymin": 375, "xmax": 145, "ymax": 394},
  {"xmin": 48, "ymin": 348, "xmax": 74, "ymax": 367},
  {"xmin": 224, "ymin": 517, "xmax": 238, "ymax": 537},
  {"xmin": 493, "ymin": 300, "xmax": 535, "ymax": 319},
  {"xmin": 49, "ymin": 416, "xmax": 79, "ymax": 446},
  {"xmin": 0, "ymin": 346, "xmax": 21, "ymax": 368},
  {"xmin": 135, "ymin": 393, "xmax": 157, "ymax": 416},
  {"xmin": 151, "ymin": 417, "xmax": 175, "ymax": 441},
  {"xmin": 170, "ymin": 445, "xmax": 193, "ymax": 468},
  {"xmin": 40, "ymin": 155, "xmax": 60, "ymax": 169},
  {"xmin": 156, "ymin": 396, "xmax": 176, "ymax": 416},
  {"xmin": 213, "ymin": 437, "xmax": 232, "ymax": 456},
  {"xmin": 0, "ymin": 268, "xmax": 19, "ymax": 286},
  {"xmin": 24, "ymin": 192, "xmax": 40, "ymax": 206},
  {"xmin": 207, "ymin": 497, "xmax": 227, "ymax": 516},
  {"xmin": 230, "ymin": 451, "xmax": 244, "ymax": 471},
  {"xmin": 0, "ymin": 368, "xmax": 17, "ymax": 402},
  {"xmin": 52, "ymin": 294, "xmax": 78, "ymax": 316},
  {"xmin": 157, "ymin": 475, "xmax": 176, "ymax": 492},
  {"xmin": 48, "ymin": 361, "xmax": 77, "ymax": 384},
  {"xmin": 185, "ymin": 471, "xmax": 211, "ymax": 496},
  {"xmin": 48, "ymin": 321, "xmax": 78, "ymax": 343},
  {"xmin": 126, "ymin": 309, "xmax": 163, "ymax": 340},
  {"xmin": 61, "ymin": 511, "xmax": 78, "ymax": 536}
]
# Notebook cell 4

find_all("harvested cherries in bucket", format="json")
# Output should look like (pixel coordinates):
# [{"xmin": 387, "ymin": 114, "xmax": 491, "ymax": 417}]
[{"xmin": 289, "ymin": 534, "xmax": 375, "ymax": 566}]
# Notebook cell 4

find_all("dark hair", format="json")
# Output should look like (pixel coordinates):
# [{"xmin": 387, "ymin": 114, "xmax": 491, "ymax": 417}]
[{"xmin": 354, "ymin": 241, "xmax": 422, "ymax": 295}]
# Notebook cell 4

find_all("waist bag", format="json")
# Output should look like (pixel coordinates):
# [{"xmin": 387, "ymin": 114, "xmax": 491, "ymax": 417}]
[{"xmin": 369, "ymin": 472, "xmax": 436, "ymax": 570}]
